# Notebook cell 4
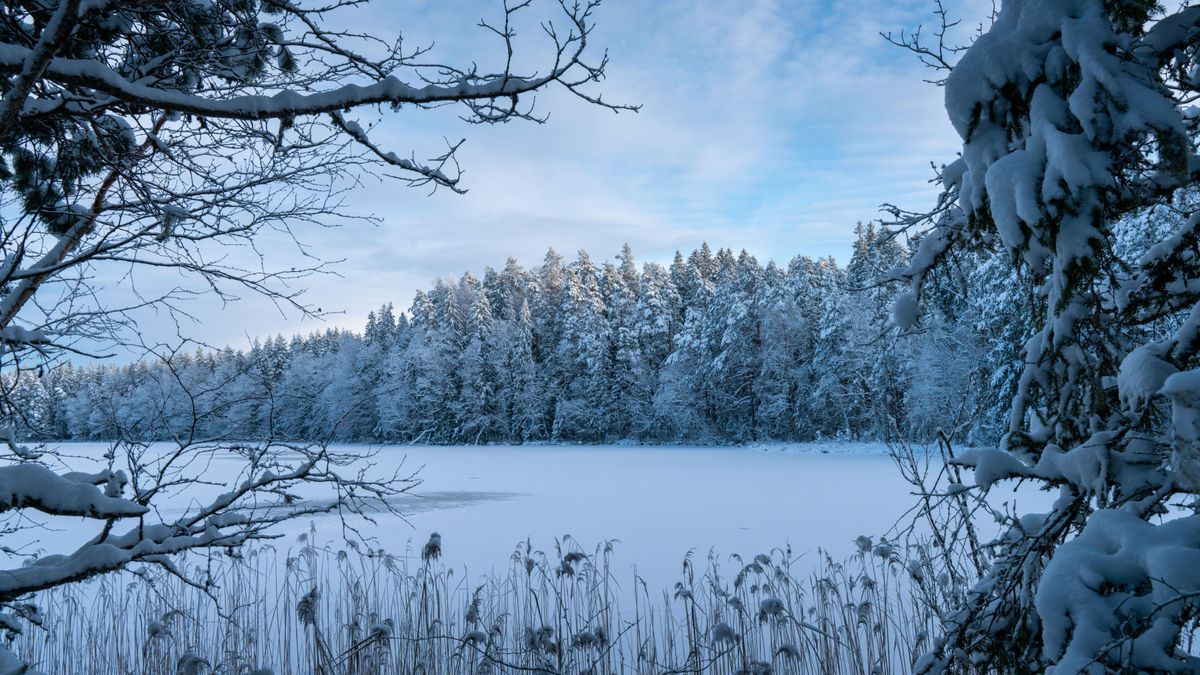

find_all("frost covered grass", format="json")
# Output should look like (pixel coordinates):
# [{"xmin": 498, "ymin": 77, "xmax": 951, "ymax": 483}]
[{"xmin": 14, "ymin": 531, "xmax": 941, "ymax": 674}]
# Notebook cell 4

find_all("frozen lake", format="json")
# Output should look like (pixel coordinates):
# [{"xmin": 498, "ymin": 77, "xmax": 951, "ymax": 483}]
[
  {"xmin": 375, "ymin": 444, "xmax": 917, "ymax": 583},
  {"xmin": 15, "ymin": 442, "xmax": 1049, "ymax": 588}
]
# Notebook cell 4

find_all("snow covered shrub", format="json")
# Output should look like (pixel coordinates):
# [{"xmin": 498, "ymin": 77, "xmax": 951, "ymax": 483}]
[{"xmin": 891, "ymin": 0, "xmax": 1200, "ymax": 671}]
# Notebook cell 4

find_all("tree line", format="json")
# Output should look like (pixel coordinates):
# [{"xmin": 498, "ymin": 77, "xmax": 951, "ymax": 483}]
[{"xmin": 8, "ymin": 224, "xmax": 1025, "ymax": 445}]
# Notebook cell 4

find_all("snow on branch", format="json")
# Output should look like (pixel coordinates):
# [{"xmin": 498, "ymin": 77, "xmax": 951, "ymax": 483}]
[
  {"xmin": 0, "ymin": 462, "xmax": 145, "ymax": 518},
  {"xmin": 0, "ymin": 439, "xmax": 415, "ymax": 603},
  {"xmin": 950, "ymin": 447, "xmax": 1039, "ymax": 490},
  {"xmin": 1038, "ymin": 510, "xmax": 1200, "ymax": 671},
  {"xmin": 0, "ymin": 45, "xmax": 583, "ymax": 122},
  {"xmin": 330, "ymin": 112, "xmax": 466, "ymax": 193}
]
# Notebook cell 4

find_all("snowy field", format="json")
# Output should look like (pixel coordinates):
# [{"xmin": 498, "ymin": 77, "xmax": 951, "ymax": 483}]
[{"xmin": 18, "ymin": 442, "xmax": 1049, "ymax": 588}]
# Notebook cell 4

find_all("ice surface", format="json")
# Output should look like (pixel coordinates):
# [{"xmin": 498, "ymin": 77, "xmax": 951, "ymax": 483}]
[{"xmin": 6, "ymin": 442, "xmax": 1052, "ymax": 588}]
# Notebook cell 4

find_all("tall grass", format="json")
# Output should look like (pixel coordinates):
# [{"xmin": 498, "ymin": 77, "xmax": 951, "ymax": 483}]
[{"xmin": 13, "ymin": 529, "xmax": 940, "ymax": 674}]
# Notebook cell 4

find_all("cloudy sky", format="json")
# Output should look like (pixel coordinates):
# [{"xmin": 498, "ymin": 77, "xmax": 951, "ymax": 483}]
[{"xmin": 142, "ymin": 0, "xmax": 990, "ymax": 350}]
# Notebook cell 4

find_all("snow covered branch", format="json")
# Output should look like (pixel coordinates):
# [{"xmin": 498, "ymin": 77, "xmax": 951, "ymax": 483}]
[
  {"xmin": 0, "ymin": 434, "xmax": 417, "ymax": 600},
  {"xmin": 884, "ymin": 0, "xmax": 1200, "ymax": 671}
]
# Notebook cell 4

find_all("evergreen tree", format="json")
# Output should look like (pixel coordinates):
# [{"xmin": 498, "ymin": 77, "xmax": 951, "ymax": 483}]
[
  {"xmin": 553, "ymin": 252, "xmax": 610, "ymax": 441},
  {"xmin": 457, "ymin": 276, "xmax": 500, "ymax": 442}
]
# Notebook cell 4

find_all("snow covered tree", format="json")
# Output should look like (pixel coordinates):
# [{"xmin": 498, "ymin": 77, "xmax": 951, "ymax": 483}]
[
  {"xmin": 754, "ymin": 260, "xmax": 803, "ymax": 439},
  {"xmin": 316, "ymin": 332, "xmax": 377, "ymax": 439},
  {"xmin": 708, "ymin": 251, "xmax": 763, "ymax": 441},
  {"xmin": 808, "ymin": 262, "xmax": 861, "ymax": 437},
  {"xmin": 900, "ymin": 255, "xmax": 987, "ymax": 442},
  {"xmin": 891, "ymin": 1, "xmax": 1200, "ymax": 670},
  {"xmin": 632, "ymin": 261, "xmax": 681, "ymax": 437},
  {"xmin": 498, "ymin": 298, "xmax": 543, "ymax": 441},
  {"xmin": 601, "ymin": 257, "xmax": 642, "ymax": 437},
  {"xmin": 656, "ymin": 256, "xmax": 717, "ymax": 440},
  {"xmin": 842, "ymin": 223, "xmax": 910, "ymax": 439},
  {"xmin": 553, "ymin": 252, "xmax": 610, "ymax": 441},
  {"xmin": 457, "ymin": 273, "xmax": 501, "ymax": 442},
  {"xmin": 532, "ymin": 248, "xmax": 568, "ymax": 436}
]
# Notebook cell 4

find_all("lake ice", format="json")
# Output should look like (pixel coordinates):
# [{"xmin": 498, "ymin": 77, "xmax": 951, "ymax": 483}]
[{"xmin": 13, "ymin": 442, "xmax": 1051, "ymax": 589}]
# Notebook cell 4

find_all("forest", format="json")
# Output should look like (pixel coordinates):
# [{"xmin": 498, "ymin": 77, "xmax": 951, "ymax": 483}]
[{"xmin": 9, "ymin": 224, "xmax": 1030, "ymax": 446}]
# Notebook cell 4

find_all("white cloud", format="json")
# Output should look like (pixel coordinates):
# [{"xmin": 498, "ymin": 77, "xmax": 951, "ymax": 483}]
[{"xmin": 104, "ymin": 0, "xmax": 993, "ymax": 350}]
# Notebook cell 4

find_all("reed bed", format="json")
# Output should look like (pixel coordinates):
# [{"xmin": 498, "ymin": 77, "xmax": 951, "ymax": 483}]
[{"xmin": 13, "ymin": 530, "xmax": 940, "ymax": 674}]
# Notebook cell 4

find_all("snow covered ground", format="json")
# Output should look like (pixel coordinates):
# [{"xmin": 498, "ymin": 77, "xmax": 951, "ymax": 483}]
[
  {"xmin": 738, "ymin": 440, "xmax": 902, "ymax": 454},
  {"xmin": 371, "ymin": 442, "xmax": 918, "ymax": 586},
  {"xmin": 12, "ymin": 441, "xmax": 1050, "ymax": 589}
]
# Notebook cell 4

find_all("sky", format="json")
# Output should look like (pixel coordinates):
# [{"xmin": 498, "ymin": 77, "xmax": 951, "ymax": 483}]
[{"xmin": 125, "ymin": 0, "xmax": 991, "ymax": 351}]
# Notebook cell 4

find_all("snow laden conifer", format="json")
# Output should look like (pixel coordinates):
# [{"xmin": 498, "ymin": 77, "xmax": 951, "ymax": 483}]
[
  {"xmin": 602, "ymin": 258, "xmax": 641, "ymax": 437},
  {"xmin": 553, "ymin": 252, "xmax": 609, "ymax": 441},
  {"xmin": 458, "ymin": 273, "xmax": 501, "ymax": 443},
  {"xmin": 709, "ymin": 251, "xmax": 765, "ymax": 441},
  {"xmin": 846, "ymin": 223, "xmax": 910, "ymax": 439},
  {"xmin": 890, "ymin": 0, "xmax": 1200, "ymax": 670},
  {"xmin": 505, "ymin": 298, "xmax": 543, "ymax": 441}
]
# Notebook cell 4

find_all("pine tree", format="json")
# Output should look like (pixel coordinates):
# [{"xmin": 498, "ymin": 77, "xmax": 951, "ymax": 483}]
[
  {"xmin": 844, "ymin": 223, "xmax": 909, "ymax": 439},
  {"xmin": 754, "ymin": 260, "xmax": 802, "ymax": 439},
  {"xmin": 602, "ymin": 259, "xmax": 640, "ymax": 437},
  {"xmin": 502, "ymin": 299, "xmax": 543, "ymax": 441},
  {"xmin": 708, "ymin": 251, "xmax": 763, "ymax": 440},
  {"xmin": 458, "ymin": 276, "xmax": 500, "ymax": 442},
  {"xmin": 553, "ymin": 252, "xmax": 610, "ymax": 441},
  {"xmin": 533, "ymin": 249, "xmax": 568, "ymax": 435}
]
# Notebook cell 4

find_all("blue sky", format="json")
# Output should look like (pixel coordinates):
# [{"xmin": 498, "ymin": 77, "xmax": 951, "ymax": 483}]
[{"xmin": 135, "ymin": 0, "xmax": 990, "ymax": 349}]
